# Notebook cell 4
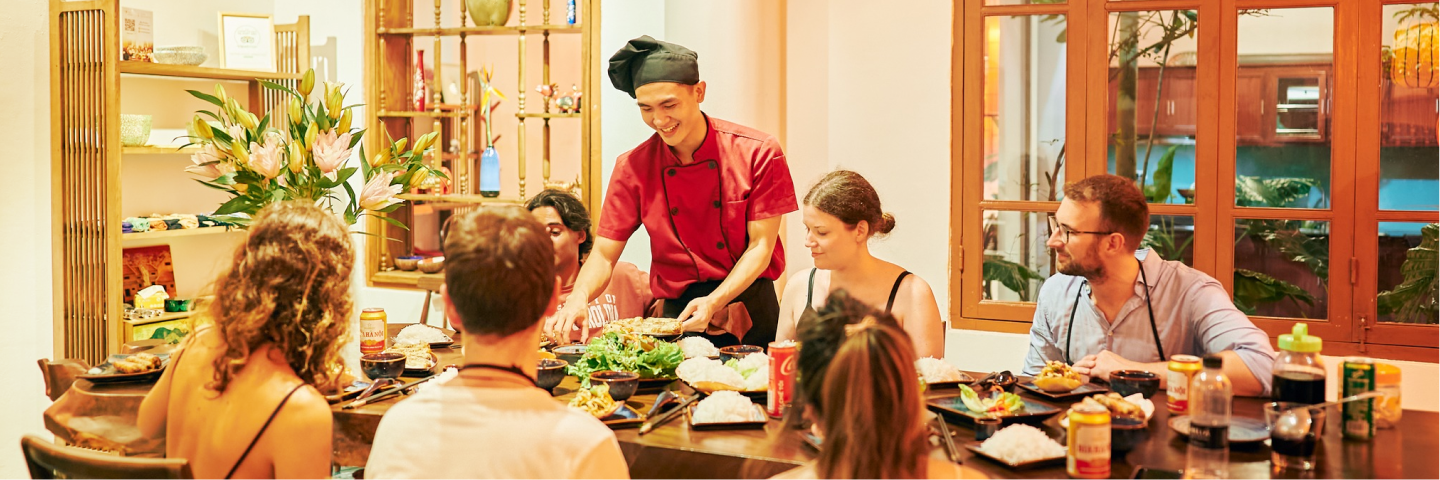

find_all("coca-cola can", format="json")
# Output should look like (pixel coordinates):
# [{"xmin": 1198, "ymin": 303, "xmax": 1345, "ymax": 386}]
[{"xmin": 767, "ymin": 340, "xmax": 798, "ymax": 418}]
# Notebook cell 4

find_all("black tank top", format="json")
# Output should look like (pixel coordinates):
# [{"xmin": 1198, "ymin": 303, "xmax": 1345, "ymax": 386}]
[{"xmin": 803, "ymin": 268, "xmax": 912, "ymax": 317}]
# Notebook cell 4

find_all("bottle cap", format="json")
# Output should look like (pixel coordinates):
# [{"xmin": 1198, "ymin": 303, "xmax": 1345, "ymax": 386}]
[
  {"xmin": 1202, "ymin": 355, "xmax": 1223, "ymax": 369},
  {"xmin": 1278, "ymin": 323, "xmax": 1323, "ymax": 353}
]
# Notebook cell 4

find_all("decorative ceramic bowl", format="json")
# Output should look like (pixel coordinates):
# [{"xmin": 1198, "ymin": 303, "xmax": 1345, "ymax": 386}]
[
  {"xmin": 394, "ymin": 255, "xmax": 422, "ymax": 271},
  {"xmin": 1110, "ymin": 370, "xmax": 1161, "ymax": 398},
  {"xmin": 154, "ymin": 46, "xmax": 207, "ymax": 66},
  {"xmin": 120, "ymin": 114, "xmax": 152, "ymax": 147},
  {"xmin": 536, "ymin": 358, "xmax": 568, "ymax": 393},
  {"xmin": 589, "ymin": 370, "xmax": 639, "ymax": 401},
  {"xmin": 417, "ymin": 257, "xmax": 445, "ymax": 274}
]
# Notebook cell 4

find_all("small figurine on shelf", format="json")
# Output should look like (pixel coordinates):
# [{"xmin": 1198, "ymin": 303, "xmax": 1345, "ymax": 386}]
[
  {"xmin": 556, "ymin": 84, "xmax": 583, "ymax": 114},
  {"xmin": 535, "ymin": 82, "xmax": 559, "ymax": 112}
]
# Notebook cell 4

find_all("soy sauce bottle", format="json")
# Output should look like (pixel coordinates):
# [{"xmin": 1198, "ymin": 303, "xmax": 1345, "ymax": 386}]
[{"xmin": 1273, "ymin": 323, "xmax": 1325, "ymax": 405}]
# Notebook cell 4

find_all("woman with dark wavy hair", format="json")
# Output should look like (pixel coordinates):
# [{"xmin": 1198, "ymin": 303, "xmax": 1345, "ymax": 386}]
[
  {"xmin": 139, "ymin": 201, "xmax": 352, "ymax": 478},
  {"xmin": 773, "ymin": 290, "xmax": 985, "ymax": 479}
]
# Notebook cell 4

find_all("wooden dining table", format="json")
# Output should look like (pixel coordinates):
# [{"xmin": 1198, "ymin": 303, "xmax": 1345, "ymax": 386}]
[{"xmin": 45, "ymin": 324, "xmax": 1440, "ymax": 478}]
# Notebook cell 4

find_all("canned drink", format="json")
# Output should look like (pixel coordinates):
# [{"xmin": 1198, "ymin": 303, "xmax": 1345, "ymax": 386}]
[
  {"xmin": 767, "ymin": 340, "xmax": 797, "ymax": 418},
  {"xmin": 1167, "ymin": 354, "xmax": 1203, "ymax": 415},
  {"xmin": 360, "ymin": 308, "xmax": 388, "ymax": 355},
  {"xmin": 1067, "ymin": 403, "xmax": 1111, "ymax": 479},
  {"xmin": 1341, "ymin": 357, "xmax": 1376, "ymax": 441}
]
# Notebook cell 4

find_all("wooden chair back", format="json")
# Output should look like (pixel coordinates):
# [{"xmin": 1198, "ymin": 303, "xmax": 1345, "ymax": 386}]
[{"xmin": 20, "ymin": 434, "xmax": 192, "ymax": 479}]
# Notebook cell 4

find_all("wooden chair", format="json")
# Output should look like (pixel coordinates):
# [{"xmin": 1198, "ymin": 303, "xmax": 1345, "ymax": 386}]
[
  {"xmin": 36, "ymin": 359, "xmax": 89, "ymax": 402},
  {"xmin": 20, "ymin": 434, "xmax": 192, "ymax": 479}
]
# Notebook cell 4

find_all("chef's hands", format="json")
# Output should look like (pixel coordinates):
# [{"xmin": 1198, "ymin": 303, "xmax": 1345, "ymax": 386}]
[
  {"xmin": 1071, "ymin": 350, "xmax": 1142, "ymax": 382},
  {"xmin": 676, "ymin": 295, "xmax": 719, "ymax": 333},
  {"xmin": 545, "ymin": 294, "xmax": 589, "ymax": 344}
]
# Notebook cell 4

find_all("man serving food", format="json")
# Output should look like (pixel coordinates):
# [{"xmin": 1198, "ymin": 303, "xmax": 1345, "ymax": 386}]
[{"xmin": 546, "ymin": 35, "xmax": 798, "ymax": 348}]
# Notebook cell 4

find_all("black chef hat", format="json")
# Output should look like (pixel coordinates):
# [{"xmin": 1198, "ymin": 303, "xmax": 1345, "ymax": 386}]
[{"xmin": 608, "ymin": 35, "xmax": 700, "ymax": 99}]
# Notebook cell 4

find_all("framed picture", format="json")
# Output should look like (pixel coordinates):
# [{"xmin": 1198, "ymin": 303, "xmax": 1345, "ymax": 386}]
[{"xmin": 218, "ymin": 12, "xmax": 275, "ymax": 71}]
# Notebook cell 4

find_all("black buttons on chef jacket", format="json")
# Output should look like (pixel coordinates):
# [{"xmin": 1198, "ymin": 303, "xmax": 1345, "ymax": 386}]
[
  {"xmin": 712, "ymin": 200, "xmax": 721, "ymax": 208},
  {"xmin": 716, "ymin": 242, "xmax": 725, "ymax": 249},
  {"xmin": 670, "ymin": 207, "xmax": 679, "ymax": 216},
  {"xmin": 667, "ymin": 169, "xmax": 676, "ymax": 176},
  {"xmin": 708, "ymin": 161, "xmax": 717, "ymax": 169}
]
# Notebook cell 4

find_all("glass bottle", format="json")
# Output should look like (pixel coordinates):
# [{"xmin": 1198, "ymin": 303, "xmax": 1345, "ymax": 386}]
[
  {"xmin": 1185, "ymin": 355, "xmax": 1231, "ymax": 479},
  {"xmin": 1273, "ymin": 323, "xmax": 1326, "ymax": 405}
]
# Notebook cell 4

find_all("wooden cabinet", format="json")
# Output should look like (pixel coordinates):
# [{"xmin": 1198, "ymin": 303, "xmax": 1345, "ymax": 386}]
[
  {"xmin": 1235, "ymin": 70, "xmax": 1268, "ymax": 144},
  {"xmin": 1231, "ymin": 65, "xmax": 1330, "ymax": 146},
  {"xmin": 1108, "ymin": 66, "xmax": 1196, "ymax": 138},
  {"xmin": 1381, "ymin": 81, "xmax": 1439, "ymax": 146}
]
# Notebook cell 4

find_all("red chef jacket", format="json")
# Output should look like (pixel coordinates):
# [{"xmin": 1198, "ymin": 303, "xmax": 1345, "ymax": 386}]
[{"xmin": 596, "ymin": 114, "xmax": 797, "ymax": 300}]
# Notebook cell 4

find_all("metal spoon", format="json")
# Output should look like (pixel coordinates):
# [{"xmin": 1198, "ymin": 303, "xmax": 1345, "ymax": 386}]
[{"xmin": 1274, "ymin": 391, "xmax": 1384, "ymax": 440}]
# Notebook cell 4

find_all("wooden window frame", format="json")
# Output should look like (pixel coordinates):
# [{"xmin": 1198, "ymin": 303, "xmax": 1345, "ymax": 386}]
[{"xmin": 951, "ymin": 0, "xmax": 1439, "ymax": 363}]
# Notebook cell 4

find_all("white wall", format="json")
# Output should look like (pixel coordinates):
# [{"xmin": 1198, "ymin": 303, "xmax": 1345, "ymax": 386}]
[{"xmin": 0, "ymin": 0, "xmax": 56, "ymax": 476}]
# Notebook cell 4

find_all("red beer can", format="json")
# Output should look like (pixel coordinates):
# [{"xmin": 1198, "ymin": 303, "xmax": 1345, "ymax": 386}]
[{"xmin": 767, "ymin": 340, "xmax": 798, "ymax": 418}]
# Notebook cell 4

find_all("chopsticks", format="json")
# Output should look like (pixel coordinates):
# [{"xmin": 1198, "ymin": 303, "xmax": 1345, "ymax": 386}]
[
  {"xmin": 934, "ymin": 415, "xmax": 962, "ymax": 464},
  {"xmin": 342, "ymin": 373, "xmax": 440, "ymax": 410},
  {"xmin": 639, "ymin": 393, "xmax": 701, "ymax": 435}
]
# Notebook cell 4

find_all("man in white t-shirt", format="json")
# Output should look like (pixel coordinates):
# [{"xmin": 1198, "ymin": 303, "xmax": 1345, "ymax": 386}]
[{"xmin": 365, "ymin": 206, "xmax": 629, "ymax": 479}]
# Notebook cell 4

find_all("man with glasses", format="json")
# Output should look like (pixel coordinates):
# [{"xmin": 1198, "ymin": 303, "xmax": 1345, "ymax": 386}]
[{"xmin": 1021, "ymin": 175, "xmax": 1277, "ymax": 397}]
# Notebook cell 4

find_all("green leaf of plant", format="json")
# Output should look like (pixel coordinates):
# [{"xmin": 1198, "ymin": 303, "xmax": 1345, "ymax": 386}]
[
  {"xmin": 1145, "ymin": 145, "xmax": 1178, "ymax": 203},
  {"xmin": 347, "ymin": 129, "xmax": 367, "ymax": 149},
  {"xmin": 213, "ymin": 196, "xmax": 254, "ymax": 215},
  {"xmin": 186, "ymin": 90, "xmax": 225, "ymax": 108},
  {"xmin": 377, "ymin": 214, "xmax": 411, "ymax": 231},
  {"xmin": 258, "ymin": 79, "xmax": 303, "ymax": 99}
]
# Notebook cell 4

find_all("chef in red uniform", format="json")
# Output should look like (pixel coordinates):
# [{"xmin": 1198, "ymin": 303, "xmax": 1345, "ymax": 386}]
[{"xmin": 545, "ymin": 35, "xmax": 797, "ymax": 348}]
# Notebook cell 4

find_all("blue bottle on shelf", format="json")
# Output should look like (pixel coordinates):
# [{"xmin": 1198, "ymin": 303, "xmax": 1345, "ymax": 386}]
[{"xmin": 480, "ymin": 146, "xmax": 500, "ymax": 197}]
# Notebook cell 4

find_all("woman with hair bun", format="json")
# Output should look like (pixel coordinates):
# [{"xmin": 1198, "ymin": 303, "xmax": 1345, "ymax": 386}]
[
  {"xmin": 772, "ymin": 290, "xmax": 984, "ymax": 479},
  {"xmin": 776, "ymin": 170, "xmax": 946, "ymax": 358}
]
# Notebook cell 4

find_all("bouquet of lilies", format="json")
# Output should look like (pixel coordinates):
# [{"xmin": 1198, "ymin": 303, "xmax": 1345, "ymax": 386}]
[{"xmin": 183, "ymin": 68, "xmax": 442, "ymax": 228}]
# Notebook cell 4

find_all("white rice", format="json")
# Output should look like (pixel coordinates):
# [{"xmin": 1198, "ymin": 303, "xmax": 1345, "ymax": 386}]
[
  {"xmin": 693, "ymin": 391, "xmax": 758, "ymax": 423},
  {"xmin": 979, "ymin": 424, "xmax": 1065, "ymax": 464},
  {"xmin": 736, "ymin": 352, "xmax": 769, "ymax": 373},
  {"xmin": 742, "ymin": 367, "xmax": 769, "ymax": 392},
  {"xmin": 676, "ymin": 357, "xmax": 746, "ymax": 389},
  {"xmin": 678, "ymin": 337, "xmax": 720, "ymax": 359},
  {"xmin": 915, "ymin": 357, "xmax": 965, "ymax": 383},
  {"xmin": 396, "ymin": 324, "xmax": 451, "ymax": 344}
]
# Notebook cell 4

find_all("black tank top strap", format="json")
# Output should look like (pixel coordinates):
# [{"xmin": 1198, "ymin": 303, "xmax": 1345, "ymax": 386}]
[
  {"xmin": 805, "ymin": 268, "xmax": 818, "ymax": 309},
  {"xmin": 225, "ymin": 383, "xmax": 306, "ymax": 479},
  {"xmin": 884, "ymin": 271, "xmax": 912, "ymax": 315}
]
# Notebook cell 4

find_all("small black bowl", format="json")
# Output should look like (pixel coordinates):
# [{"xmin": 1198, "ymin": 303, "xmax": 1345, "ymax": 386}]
[
  {"xmin": 718, "ymin": 345, "xmax": 764, "ymax": 363},
  {"xmin": 360, "ymin": 353, "xmax": 406, "ymax": 380},
  {"xmin": 1110, "ymin": 370, "xmax": 1161, "ymax": 398},
  {"xmin": 536, "ymin": 359, "xmax": 568, "ymax": 394},
  {"xmin": 589, "ymin": 370, "xmax": 640, "ymax": 401},
  {"xmin": 553, "ymin": 344, "xmax": 587, "ymax": 365}
]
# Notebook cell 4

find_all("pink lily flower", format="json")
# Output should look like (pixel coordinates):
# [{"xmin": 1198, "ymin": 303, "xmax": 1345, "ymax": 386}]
[
  {"xmin": 248, "ymin": 136, "xmax": 286, "ymax": 180},
  {"xmin": 359, "ymin": 171, "xmax": 403, "ymax": 211},
  {"xmin": 184, "ymin": 144, "xmax": 233, "ymax": 180},
  {"xmin": 313, "ymin": 129, "xmax": 354, "ymax": 175}
]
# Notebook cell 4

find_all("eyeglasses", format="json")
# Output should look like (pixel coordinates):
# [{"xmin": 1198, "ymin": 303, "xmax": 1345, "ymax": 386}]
[{"xmin": 1047, "ymin": 215, "xmax": 1113, "ymax": 243}]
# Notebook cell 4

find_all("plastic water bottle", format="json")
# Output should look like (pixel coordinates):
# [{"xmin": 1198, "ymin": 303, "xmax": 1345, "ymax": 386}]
[{"xmin": 1185, "ymin": 354, "xmax": 1231, "ymax": 479}]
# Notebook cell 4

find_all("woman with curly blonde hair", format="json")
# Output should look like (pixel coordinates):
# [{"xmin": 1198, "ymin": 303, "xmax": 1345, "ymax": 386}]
[{"xmin": 139, "ymin": 201, "xmax": 353, "ymax": 478}]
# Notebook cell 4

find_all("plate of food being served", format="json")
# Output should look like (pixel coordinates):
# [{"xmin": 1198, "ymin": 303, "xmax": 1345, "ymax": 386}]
[
  {"xmin": 675, "ymin": 354, "xmax": 768, "ymax": 401},
  {"xmin": 606, "ymin": 317, "xmax": 683, "ymax": 339},
  {"xmin": 1017, "ymin": 361, "xmax": 1110, "ymax": 400},
  {"xmin": 915, "ymin": 357, "xmax": 975, "ymax": 389},
  {"xmin": 567, "ymin": 327, "xmax": 684, "ymax": 391},
  {"xmin": 78, "ymin": 352, "xmax": 169, "ymax": 384}
]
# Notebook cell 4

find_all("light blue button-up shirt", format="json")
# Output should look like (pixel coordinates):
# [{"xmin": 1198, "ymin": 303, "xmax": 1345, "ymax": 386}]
[{"xmin": 1021, "ymin": 249, "xmax": 1278, "ymax": 396}]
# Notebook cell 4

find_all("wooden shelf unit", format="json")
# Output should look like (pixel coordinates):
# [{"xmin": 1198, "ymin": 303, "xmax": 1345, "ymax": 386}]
[
  {"xmin": 363, "ymin": 0, "xmax": 603, "ymax": 290},
  {"xmin": 119, "ymin": 61, "xmax": 303, "ymax": 81},
  {"xmin": 120, "ymin": 227, "xmax": 244, "ymax": 242},
  {"xmin": 121, "ymin": 145, "xmax": 199, "ymax": 155},
  {"xmin": 50, "ymin": 0, "xmax": 310, "ymax": 363}
]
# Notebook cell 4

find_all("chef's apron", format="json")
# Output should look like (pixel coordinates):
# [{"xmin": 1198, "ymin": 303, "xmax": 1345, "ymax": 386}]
[{"xmin": 656, "ymin": 158, "xmax": 779, "ymax": 349}]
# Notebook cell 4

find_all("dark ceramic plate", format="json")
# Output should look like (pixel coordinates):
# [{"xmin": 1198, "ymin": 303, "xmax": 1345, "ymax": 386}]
[
  {"xmin": 602, "ymin": 405, "xmax": 646, "ymax": 429},
  {"xmin": 1168, "ymin": 416, "xmax": 1269, "ymax": 444},
  {"xmin": 964, "ymin": 442, "xmax": 1066, "ymax": 469},
  {"xmin": 926, "ymin": 372, "xmax": 977, "ymax": 389},
  {"xmin": 680, "ymin": 379, "xmax": 768, "ymax": 402},
  {"xmin": 927, "ymin": 394, "xmax": 1062, "ymax": 425},
  {"xmin": 686, "ymin": 403, "xmax": 769, "ymax": 430},
  {"xmin": 637, "ymin": 377, "xmax": 677, "ymax": 392},
  {"xmin": 78, "ymin": 353, "xmax": 170, "ymax": 384},
  {"xmin": 1018, "ymin": 380, "xmax": 1110, "ymax": 400}
]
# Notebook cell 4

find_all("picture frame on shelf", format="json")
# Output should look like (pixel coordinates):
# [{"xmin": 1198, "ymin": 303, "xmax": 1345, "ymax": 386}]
[
  {"xmin": 218, "ymin": 12, "xmax": 276, "ymax": 71},
  {"xmin": 120, "ymin": 7, "xmax": 154, "ymax": 62}
]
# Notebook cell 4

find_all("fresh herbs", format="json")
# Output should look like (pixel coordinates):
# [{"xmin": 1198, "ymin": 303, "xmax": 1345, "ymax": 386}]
[{"xmin": 566, "ymin": 332, "xmax": 683, "ymax": 383}]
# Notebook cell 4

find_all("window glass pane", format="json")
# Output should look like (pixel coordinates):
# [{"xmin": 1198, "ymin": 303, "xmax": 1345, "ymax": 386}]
[
  {"xmin": 982, "ymin": 210, "xmax": 1054, "ymax": 302},
  {"xmin": 1235, "ymin": 8, "xmax": 1334, "ymax": 209},
  {"xmin": 1233, "ymin": 219, "xmax": 1330, "ymax": 319},
  {"xmin": 1105, "ymin": 10, "xmax": 1200, "ymax": 206},
  {"xmin": 1380, "ymin": 3, "xmax": 1440, "ymax": 211},
  {"xmin": 1377, "ymin": 222, "xmax": 1438, "ymax": 324},
  {"xmin": 1142, "ymin": 215, "xmax": 1195, "ymax": 265},
  {"xmin": 983, "ymin": 15, "xmax": 1068, "ymax": 202}
]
